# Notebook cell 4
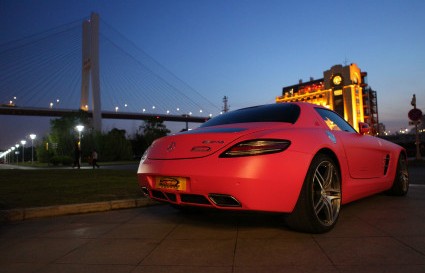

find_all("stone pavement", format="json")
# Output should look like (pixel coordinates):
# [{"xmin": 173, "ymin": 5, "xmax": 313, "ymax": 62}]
[
  {"xmin": 1, "ymin": 184, "xmax": 425, "ymax": 273},
  {"xmin": 0, "ymin": 162, "xmax": 424, "ymax": 272}
]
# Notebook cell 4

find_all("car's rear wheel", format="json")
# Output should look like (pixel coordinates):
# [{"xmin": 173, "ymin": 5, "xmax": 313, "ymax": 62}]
[
  {"xmin": 387, "ymin": 154, "xmax": 409, "ymax": 196},
  {"xmin": 285, "ymin": 153, "xmax": 341, "ymax": 233}
]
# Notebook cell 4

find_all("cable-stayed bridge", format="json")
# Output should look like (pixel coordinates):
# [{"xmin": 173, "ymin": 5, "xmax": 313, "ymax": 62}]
[{"xmin": 0, "ymin": 13, "xmax": 220, "ymax": 131}]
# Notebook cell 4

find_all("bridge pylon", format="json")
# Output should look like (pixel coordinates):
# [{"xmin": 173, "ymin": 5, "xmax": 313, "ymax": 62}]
[{"xmin": 81, "ymin": 12, "xmax": 102, "ymax": 131}]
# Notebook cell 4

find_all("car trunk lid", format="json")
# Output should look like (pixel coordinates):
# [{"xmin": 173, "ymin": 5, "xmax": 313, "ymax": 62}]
[{"xmin": 147, "ymin": 124, "xmax": 279, "ymax": 160}]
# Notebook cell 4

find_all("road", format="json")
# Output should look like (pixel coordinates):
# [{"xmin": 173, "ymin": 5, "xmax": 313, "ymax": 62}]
[{"xmin": 408, "ymin": 164, "xmax": 424, "ymax": 184}]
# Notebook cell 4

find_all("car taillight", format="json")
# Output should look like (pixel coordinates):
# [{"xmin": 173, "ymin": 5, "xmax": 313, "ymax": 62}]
[{"xmin": 220, "ymin": 139, "xmax": 291, "ymax": 157}]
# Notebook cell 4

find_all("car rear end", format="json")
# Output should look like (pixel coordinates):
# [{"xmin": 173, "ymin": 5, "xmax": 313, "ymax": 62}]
[{"xmin": 137, "ymin": 103, "xmax": 317, "ymax": 212}]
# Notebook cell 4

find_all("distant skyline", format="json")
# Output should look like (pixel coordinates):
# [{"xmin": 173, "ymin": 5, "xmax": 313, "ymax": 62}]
[{"xmin": 1, "ymin": 0, "xmax": 424, "ymax": 149}]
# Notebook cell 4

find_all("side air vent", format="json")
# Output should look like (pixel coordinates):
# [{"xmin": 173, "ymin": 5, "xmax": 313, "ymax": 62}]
[{"xmin": 383, "ymin": 154, "xmax": 390, "ymax": 175}]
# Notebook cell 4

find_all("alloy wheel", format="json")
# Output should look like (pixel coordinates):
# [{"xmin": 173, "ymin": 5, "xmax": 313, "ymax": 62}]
[{"xmin": 312, "ymin": 160, "xmax": 341, "ymax": 227}]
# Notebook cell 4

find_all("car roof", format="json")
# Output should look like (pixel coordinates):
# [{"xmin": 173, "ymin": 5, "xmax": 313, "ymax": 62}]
[{"xmin": 201, "ymin": 102, "xmax": 327, "ymax": 129}]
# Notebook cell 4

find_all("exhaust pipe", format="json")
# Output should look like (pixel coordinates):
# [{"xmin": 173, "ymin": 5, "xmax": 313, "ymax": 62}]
[
  {"xmin": 141, "ymin": 187, "xmax": 149, "ymax": 196},
  {"xmin": 208, "ymin": 194, "xmax": 241, "ymax": 207}
]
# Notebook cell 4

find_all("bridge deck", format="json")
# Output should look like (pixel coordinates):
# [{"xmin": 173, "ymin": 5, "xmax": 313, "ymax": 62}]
[{"xmin": 0, "ymin": 106, "xmax": 209, "ymax": 123}]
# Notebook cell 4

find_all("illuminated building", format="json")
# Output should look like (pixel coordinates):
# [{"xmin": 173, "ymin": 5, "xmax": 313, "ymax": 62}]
[{"xmin": 276, "ymin": 63, "xmax": 379, "ymax": 134}]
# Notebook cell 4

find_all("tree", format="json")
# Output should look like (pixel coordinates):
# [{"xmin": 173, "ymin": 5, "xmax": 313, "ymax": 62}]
[
  {"xmin": 141, "ymin": 118, "xmax": 171, "ymax": 146},
  {"xmin": 130, "ymin": 132, "xmax": 149, "ymax": 159},
  {"xmin": 49, "ymin": 111, "xmax": 91, "ymax": 157},
  {"xmin": 38, "ymin": 113, "xmax": 169, "ymax": 164},
  {"xmin": 35, "ymin": 111, "xmax": 91, "ymax": 164},
  {"xmin": 35, "ymin": 136, "xmax": 54, "ymax": 163},
  {"xmin": 130, "ymin": 119, "xmax": 170, "ymax": 159},
  {"xmin": 98, "ymin": 128, "xmax": 132, "ymax": 161}
]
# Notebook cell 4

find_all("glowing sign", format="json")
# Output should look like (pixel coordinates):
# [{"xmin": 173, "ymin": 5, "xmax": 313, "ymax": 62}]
[{"xmin": 334, "ymin": 90, "xmax": 343, "ymax": 96}]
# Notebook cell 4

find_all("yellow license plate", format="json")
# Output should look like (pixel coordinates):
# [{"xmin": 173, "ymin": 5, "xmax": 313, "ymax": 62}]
[{"xmin": 155, "ymin": 176, "xmax": 187, "ymax": 191}]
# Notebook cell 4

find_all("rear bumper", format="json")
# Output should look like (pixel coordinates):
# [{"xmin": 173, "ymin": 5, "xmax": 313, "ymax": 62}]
[
  {"xmin": 137, "ymin": 151, "xmax": 311, "ymax": 213},
  {"xmin": 141, "ymin": 189, "xmax": 242, "ymax": 208}
]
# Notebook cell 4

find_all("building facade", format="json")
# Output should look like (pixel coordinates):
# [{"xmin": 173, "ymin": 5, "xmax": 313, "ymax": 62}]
[{"xmin": 276, "ymin": 63, "xmax": 379, "ymax": 134}]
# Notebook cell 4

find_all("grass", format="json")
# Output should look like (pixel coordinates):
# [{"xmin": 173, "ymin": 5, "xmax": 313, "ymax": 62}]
[
  {"xmin": 15, "ymin": 160, "xmax": 139, "ymax": 168},
  {"xmin": 0, "ymin": 169, "xmax": 143, "ymax": 210}
]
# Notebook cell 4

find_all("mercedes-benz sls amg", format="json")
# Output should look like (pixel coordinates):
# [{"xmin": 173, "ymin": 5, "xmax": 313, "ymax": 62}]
[{"xmin": 137, "ymin": 102, "xmax": 409, "ymax": 233}]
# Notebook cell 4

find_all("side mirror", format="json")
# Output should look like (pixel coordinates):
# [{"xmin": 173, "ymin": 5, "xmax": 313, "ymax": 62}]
[{"xmin": 359, "ymin": 122, "xmax": 370, "ymax": 135}]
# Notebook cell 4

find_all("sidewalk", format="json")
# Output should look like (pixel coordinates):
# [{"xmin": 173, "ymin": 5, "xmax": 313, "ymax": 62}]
[
  {"xmin": 0, "ymin": 198, "xmax": 159, "ymax": 222},
  {"xmin": 1, "ymin": 185, "xmax": 425, "ymax": 273}
]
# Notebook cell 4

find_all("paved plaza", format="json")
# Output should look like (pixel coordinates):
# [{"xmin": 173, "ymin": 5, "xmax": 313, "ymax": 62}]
[{"xmin": 0, "ymin": 164, "xmax": 424, "ymax": 273}]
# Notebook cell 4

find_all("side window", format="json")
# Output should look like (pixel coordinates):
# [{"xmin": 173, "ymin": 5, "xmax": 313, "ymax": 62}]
[{"xmin": 315, "ymin": 108, "xmax": 356, "ymax": 133}]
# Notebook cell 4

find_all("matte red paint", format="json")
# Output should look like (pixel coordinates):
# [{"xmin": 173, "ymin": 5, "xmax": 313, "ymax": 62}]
[{"xmin": 137, "ymin": 102, "xmax": 405, "ymax": 212}]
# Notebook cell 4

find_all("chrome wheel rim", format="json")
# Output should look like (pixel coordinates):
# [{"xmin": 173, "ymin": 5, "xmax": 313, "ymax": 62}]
[
  {"xmin": 313, "ymin": 160, "xmax": 341, "ymax": 226},
  {"xmin": 399, "ymin": 157, "xmax": 409, "ymax": 192}
]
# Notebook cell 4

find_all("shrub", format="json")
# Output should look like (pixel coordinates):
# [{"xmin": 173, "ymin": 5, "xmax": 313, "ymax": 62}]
[
  {"xmin": 50, "ymin": 156, "xmax": 61, "ymax": 166},
  {"xmin": 49, "ymin": 155, "xmax": 73, "ymax": 166},
  {"xmin": 61, "ymin": 156, "xmax": 73, "ymax": 166}
]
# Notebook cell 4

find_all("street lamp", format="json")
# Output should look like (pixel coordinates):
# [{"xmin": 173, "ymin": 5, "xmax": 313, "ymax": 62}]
[
  {"xmin": 30, "ymin": 134, "xmax": 36, "ymax": 164},
  {"xmin": 20, "ymin": 140, "xmax": 26, "ymax": 163},
  {"xmin": 76, "ymin": 125, "xmax": 84, "ymax": 141},
  {"xmin": 75, "ymin": 125, "xmax": 84, "ymax": 166}
]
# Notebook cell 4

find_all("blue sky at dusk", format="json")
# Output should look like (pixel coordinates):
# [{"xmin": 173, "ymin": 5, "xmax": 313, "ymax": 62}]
[{"xmin": 1, "ymin": 0, "xmax": 424, "ymax": 149}]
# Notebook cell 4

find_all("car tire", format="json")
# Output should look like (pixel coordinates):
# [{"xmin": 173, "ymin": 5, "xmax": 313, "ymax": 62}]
[
  {"xmin": 285, "ymin": 153, "xmax": 341, "ymax": 233},
  {"xmin": 387, "ymin": 154, "xmax": 409, "ymax": 196}
]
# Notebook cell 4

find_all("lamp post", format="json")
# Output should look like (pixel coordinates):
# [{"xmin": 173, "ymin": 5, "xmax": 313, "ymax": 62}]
[
  {"xmin": 4, "ymin": 149, "xmax": 9, "ymax": 164},
  {"xmin": 30, "ymin": 134, "xmax": 36, "ymax": 164},
  {"xmin": 76, "ymin": 125, "xmax": 84, "ymax": 143},
  {"xmin": 20, "ymin": 140, "xmax": 26, "ymax": 163},
  {"xmin": 76, "ymin": 125, "xmax": 84, "ymax": 166},
  {"xmin": 11, "ymin": 147, "xmax": 15, "ymax": 164},
  {"xmin": 15, "ymin": 144, "xmax": 19, "ymax": 164}
]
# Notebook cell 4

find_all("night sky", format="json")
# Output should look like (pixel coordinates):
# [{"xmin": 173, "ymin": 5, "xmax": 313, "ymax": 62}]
[{"xmin": 1, "ymin": 0, "xmax": 424, "ymax": 150}]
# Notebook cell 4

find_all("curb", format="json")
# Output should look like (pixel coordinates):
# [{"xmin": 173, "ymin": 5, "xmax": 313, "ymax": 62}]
[{"xmin": 0, "ymin": 198, "xmax": 160, "ymax": 222}]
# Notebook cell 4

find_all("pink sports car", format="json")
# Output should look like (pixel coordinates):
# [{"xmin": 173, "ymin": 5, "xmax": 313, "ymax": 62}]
[{"xmin": 137, "ymin": 102, "xmax": 409, "ymax": 233}]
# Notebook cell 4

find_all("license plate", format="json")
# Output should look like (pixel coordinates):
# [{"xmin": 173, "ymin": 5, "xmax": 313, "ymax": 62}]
[{"xmin": 155, "ymin": 176, "xmax": 187, "ymax": 191}]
